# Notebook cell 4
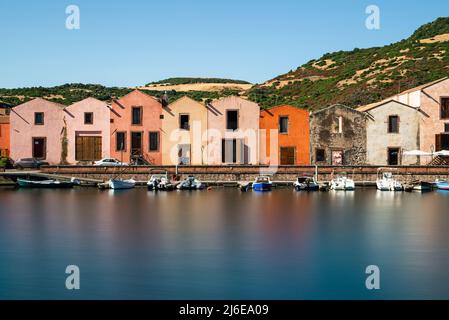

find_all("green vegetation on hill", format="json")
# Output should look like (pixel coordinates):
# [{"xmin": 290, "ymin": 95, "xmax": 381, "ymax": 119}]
[
  {"xmin": 249, "ymin": 17, "xmax": 449, "ymax": 110},
  {"xmin": 0, "ymin": 83, "xmax": 241, "ymax": 107},
  {"xmin": 146, "ymin": 77, "xmax": 251, "ymax": 86}
]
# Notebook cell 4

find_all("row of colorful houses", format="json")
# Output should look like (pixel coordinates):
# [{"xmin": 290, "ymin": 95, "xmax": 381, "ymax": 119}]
[{"xmin": 2, "ymin": 77, "xmax": 449, "ymax": 166}]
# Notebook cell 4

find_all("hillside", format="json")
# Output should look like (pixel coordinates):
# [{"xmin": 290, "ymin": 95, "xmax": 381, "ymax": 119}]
[
  {"xmin": 141, "ymin": 77, "xmax": 252, "ymax": 92},
  {"xmin": 248, "ymin": 17, "xmax": 449, "ymax": 109}
]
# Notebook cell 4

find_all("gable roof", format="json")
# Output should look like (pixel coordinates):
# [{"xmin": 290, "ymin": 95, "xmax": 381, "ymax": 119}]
[
  {"xmin": 12, "ymin": 97, "xmax": 66, "ymax": 110},
  {"xmin": 312, "ymin": 103, "xmax": 367, "ymax": 116},
  {"xmin": 394, "ymin": 77, "xmax": 448, "ymax": 96},
  {"xmin": 116, "ymin": 89, "xmax": 161, "ymax": 104},
  {"xmin": 167, "ymin": 95, "xmax": 204, "ymax": 108},
  {"xmin": 357, "ymin": 99, "xmax": 428, "ymax": 117},
  {"xmin": 65, "ymin": 97, "xmax": 109, "ymax": 109}
]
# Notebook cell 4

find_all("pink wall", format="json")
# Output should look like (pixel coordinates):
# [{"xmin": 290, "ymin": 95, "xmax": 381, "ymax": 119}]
[
  {"xmin": 65, "ymin": 97, "xmax": 111, "ymax": 164},
  {"xmin": 10, "ymin": 98, "xmax": 65, "ymax": 164},
  {"xmin": 110, "ymin": 90, "xmax": 163, "ymax": 164},
  {"xmin": 206, "ymin": 96, "xmax": 260, "ymax": 164},
  {"xmin": 420, "ymin": 79, "xmax": 449, "ymax": 153}
]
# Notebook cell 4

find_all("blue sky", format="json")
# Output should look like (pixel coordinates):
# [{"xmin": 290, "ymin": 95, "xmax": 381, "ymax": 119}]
[{"xmin": 0, "ymin": 0, "xmax": 448, "ymax": 88}]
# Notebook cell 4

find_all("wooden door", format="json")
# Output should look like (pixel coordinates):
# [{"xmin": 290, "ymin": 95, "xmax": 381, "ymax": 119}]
[
  {"xmin": 76, "ymin": 136, "xmax": 102, "ymax": 161},
  {"xmin": 280, "ymin": 147, "xmax": 295, "ymax": 165},
  {"xmin": 32, "ymin": 137, "xmax": 46, "ymax": 159}
]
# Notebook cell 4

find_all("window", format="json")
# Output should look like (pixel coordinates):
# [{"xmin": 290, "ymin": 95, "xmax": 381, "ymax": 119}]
[
  {"xmin": 226, "ymin": 110, "xmax": 238, "ymax": 130},
  {"xmin": 441, "ymin": 98, "xmax": 449, "ymax": 119},
  {"xmin": 338, "ymin": 116, "xmax": 343, "ymax": 134},
  {"xmin": 180, "ymin": 114, "xmax": 190, "ymax": 130},
  {"xmin": 116, "ymin": 132, "xmax": 126, "ymax": 151},
  {"xmin": 84, "ymin": 112, "xmax": 93, "ymax": 124},
  {"xmin": 149, "ymin": 132, "xmax": 159, "ymax": 151},
  {"xmin": 34, "ymin": 112, "xmax": 44, "ymax": 125},
  {"xmin": 132, "ymin": 106, "xmax": 142, "ymax": 125},
  {"xmin": 316, "ymin": 149, "xmax": 325, "ymax": 162},
  {"xmin": 388, "ymin": 115, "xmax": 399, "ymax": 133},
  {"xmin": 279, "ymin": 116, "xmax": 289, "ymax": 134},
  {"xmin": 445, "ymin": 123, "xmax": 449, "ymax": 133}
]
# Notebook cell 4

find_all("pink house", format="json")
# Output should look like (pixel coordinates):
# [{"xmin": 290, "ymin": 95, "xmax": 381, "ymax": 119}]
[
  {"xmin": 206, "ymin": 96, "xmax": 260, "ymax": 165},
  {"xmin": 10, "ymin": 98, "xmax": 65, "ymax": 164},
  {"xmin": 110, "ymin": 90, "xmax": 163, "ymax": 165},
  {"xmin": 65, "ymin": 98, "xmax": 111, "ymax": 164}
]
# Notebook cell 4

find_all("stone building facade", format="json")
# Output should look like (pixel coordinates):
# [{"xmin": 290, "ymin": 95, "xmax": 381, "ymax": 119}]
[{"xmin": 310, "ymin": 104, "xmax": 367, "ymax": 165}]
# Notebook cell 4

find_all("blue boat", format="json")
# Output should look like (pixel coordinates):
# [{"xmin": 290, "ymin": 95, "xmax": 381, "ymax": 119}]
[
  {"xmin": 252, "ymin": 176, "xmax": 272, "ymax": 192},
  {"xmin": 436, "ymin": 180, "xmax": 449, "ymax": 190}
]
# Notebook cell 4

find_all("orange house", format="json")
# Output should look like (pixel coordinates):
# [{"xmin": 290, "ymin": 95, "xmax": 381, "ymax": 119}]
[
  {"xmin": 0, "ymin": 115, "xmax": 10, "ymax": 157},
  {"xmin": 110, "ymin": 90, "xmax": 163, "ymax": 165},
  {"xmin": 260, "ymin": 105, "xmax": 310, "ymax": 165}
]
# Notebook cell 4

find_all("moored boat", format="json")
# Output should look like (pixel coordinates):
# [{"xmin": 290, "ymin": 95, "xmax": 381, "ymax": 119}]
[
  {"xmin": 435, "ymin": 180, "xmax": 449, "ymax": 190},
  {"xmin": 253, "ymin": 176, "xmax": 273, "ymax": 192},
  {"xmin": 108, "ymin": 179, "xmax": 136, "ymax": 190},
  {"xmin": 147, "ymin": 170, "xmax": 174, "ymax": 191},
  {"xmin": 330, "ymin": 173, "xmax": 355, "ymax": 191},
  {"xmin": 294, "ymin": 175, "xmax": 319, "ymax": 191},
  {"xmin": 17, "ymin": 178, "xmax": 75, "ymax": 189},
  {"xmin": 177, "ymin": 176, "xmax": 204, "ymax": 190},
  {"xmin": 376, "ymin": 168, "xmax": 403, "ymax": 191}
]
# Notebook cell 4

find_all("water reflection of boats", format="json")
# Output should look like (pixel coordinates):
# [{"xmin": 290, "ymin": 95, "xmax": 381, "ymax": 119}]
[
  {"xmin": 177, "ymin": 176, "xmax": 204, "ymax": 190},
  {"xmin": 252, "ymin": 176, "xmax": 273, "ymax": 192},
  {"xmin": 330, "ymin": 172, "xmax": 355, "ymax": 191},
  {"xmin": 435, "ymin": 180, "xmax": 449, "ymax": 191},
  {"xmin": 403, "ymin": 181, "xmax": 433, "ymax": 192},
  {"xmin": 147, "ymin": 170, "xmax": 174, "ymax": 191},
  {"xmin": 376, "ymin": 168, "xmax": 403, "ymax": 191}
]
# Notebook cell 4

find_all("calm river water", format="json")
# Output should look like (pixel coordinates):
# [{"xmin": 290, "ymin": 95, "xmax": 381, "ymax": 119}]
[{"xmin": 1, "ymin": 187, "xmax": 449, "ymax": 299}]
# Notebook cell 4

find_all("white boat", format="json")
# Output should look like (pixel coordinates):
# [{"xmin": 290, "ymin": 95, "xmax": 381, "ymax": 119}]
[
  {"xmin": 376, "ymin": 168, "xmax": 403, "ymax": 191},
  {"xmin": 330, "ymin": 173, "xmax": 355, "ymax": 191},
  {"xmin": 147, "ymin": 170, "xmax": 174, "ymax": 191},
  {"xmin": 177, "ymin": 176, "xmax": 204, "ymax": 190},
  {"xmin": 294, "ymin": 175, "xmax": 319, "ymax": 191},
  {"xmin": 108, "ymin": 179, "xmax": 136, "ymax": 190}
]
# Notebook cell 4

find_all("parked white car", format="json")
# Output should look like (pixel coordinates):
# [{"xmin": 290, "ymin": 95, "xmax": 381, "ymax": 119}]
[{"xmin": 94, "ymin": 158, "xmax": 129, "ymax": 166}]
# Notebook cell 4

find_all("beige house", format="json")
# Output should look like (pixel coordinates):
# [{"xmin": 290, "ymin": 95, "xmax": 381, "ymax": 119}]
[
  {"xmin": 389, "ymin": 77, "xmax": 449, "ymax": 154},
  {"xmin": 162, "ymin": 96, "xmax": 208, "ymax": 165},
  {"xmin": 358, "ymin": 100, "xmax": 425, "ymax": 165}
]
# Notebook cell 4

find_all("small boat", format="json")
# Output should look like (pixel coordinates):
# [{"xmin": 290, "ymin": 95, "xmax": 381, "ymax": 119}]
[
  {"xmin": 376, "ymin": 169, "xmax": 403, "ymax": 191},
  {"xmin": 17, "ymin": 178, "xmax": 75, "ymax": 189},
  {"xmin": 147, "ymin": 170, "xmax": 174, "ymax": 191},
  {"xmin": 435, "ymin": 180, "xmax": 449, "ymax": 190},
  {"xmin": 108, "ymin": 179, "xmax": 136, "ymax": 190},
  {"xmin": 404, "ymin": 181, "xmax": 433, "ymax": 192},
  {"xmin": 294, "ymin": 175, "xmax": 319, "ymax": 191},
  {"xmin": 177, "ymin": 176, "xmax": 204, "ymax": 190},
  {"xmin": 252, "ymin": 176, "xmax": 273, "ymax": 192},
  {"xmin": 330, "ymin": 173, "xmax": 355, "ymax": 191}
]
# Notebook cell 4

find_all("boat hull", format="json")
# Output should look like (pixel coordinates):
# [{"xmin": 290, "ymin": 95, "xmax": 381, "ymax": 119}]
[
  {"xmin": 109, "ymin": 179, "xmax": 136, "ymax": 190},
  {"xmin": 253, "ymin": 183, "xmax": 272, "ymax": 192},
  {"xmin": 295, "ymin": 184, "xmax": 319, "ymax": 191},
  {"xmin": 436, "ymin": 180, "xmax": 449, "ymax": 190},
  {"xmin": 17, "ymin": 179, "xmax": 74, "ymax": 189}
]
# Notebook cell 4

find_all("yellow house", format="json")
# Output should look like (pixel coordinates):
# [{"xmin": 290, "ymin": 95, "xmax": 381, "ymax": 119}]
[{"xmin": 162, "ymin": 96, "xmax": 208, "ymax": 165}]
